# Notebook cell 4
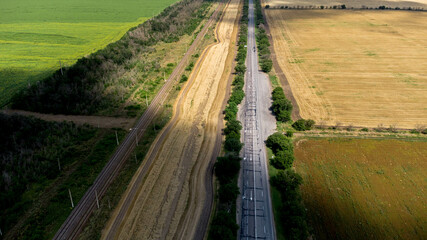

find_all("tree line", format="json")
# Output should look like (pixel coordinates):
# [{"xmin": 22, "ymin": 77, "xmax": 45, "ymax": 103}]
[
  {"xmin": 209, "ymin": 1, "xmax": 248, "ymax": 239},
  {"xmin": 255, "ymin": 0, "xmax": 312, "ymax": 237},
  {"xmin": 11, "ymin": 0, "xmax": 211, "ymax": 115},
  {"xmin": 254, "ymin": 0, "xmax": 273, "ymax": 72}
]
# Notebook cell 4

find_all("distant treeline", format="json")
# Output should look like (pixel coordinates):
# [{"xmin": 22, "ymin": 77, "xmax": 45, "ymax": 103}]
[
  {"xmin": 209, "ymin": 1, "xmax": 248, "ymax": 239},
  {"xmin": 0, "ymin": 113, "xmax": 96, "ymax": 235},
  {"xmin": 266, "ymin": 4, "xmax": 425, "ymax": 11},
  {"xmin": 11, "ymin": 0, "xmax": 211, "ymax": 115},
  {"xmin": 254, "ymin": 0, "xmax": 273, "ymax": 73}
]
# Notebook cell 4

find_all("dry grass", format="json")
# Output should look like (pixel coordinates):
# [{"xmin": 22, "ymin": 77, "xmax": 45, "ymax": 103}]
[
  {"xmin": 294, "ymin": 138, "xmax": 427, "ymax": 240},
  {"xmin": 265, "ymin": 9, "xmax": 427, "ymax": 128},
  {"xmin": 101, "ymin": 0, "xmax": 240, "ymax": 239}
]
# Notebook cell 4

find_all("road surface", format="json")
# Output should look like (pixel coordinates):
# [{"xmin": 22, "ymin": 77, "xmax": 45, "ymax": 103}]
[
  {"xmin": 239, "ymin": 0, "xmax": 277, "ymax": 239},
  {"xmin": 52, "ymin": 4, "xmax": 222, "ymax": 239}
]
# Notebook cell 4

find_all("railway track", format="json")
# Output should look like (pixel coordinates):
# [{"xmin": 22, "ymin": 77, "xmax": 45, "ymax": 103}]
[{"xmin": 53, "ymin": 4, "xmax": 222, "ymax": 239}]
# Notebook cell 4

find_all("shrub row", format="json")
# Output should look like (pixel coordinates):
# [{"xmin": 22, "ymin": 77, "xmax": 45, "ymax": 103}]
[
  {"xmin": 270, "ymin": 169, "xmax": 309, "ymax": 240},
  {"xmin": 266, "ymin": 131, "xmax": 309, "ymax": 238},
  {"xmin": 11, "ymin": 0, "xmax": 211, "ymax": 115},
  {"xmin": 292, "ymin": 119, "xmax": 315, "ymax": 131},
  {"xmin": 209, "ymin": 1, "xmax": 249, "ymax": 239},
  {"xmin": 259, "ymin": 1, "xmax": 310, "ymax": 237},
  {"xmin": 271, "ymin": 87, "xmax": 292, "ymax": 122},
  {"xmin": 254, "ymin": 0, "xmax": 273, "ymax": 72}
]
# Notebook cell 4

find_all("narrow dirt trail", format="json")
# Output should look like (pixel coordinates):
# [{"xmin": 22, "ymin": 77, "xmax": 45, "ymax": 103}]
[{"xmin": 101, "ymin": 0, "xmax": 240, "ymax": 239}]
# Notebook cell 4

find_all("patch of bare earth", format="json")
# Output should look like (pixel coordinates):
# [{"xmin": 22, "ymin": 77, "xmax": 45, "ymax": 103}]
[
  {"xmin": 101, "ymin": 0, "xmax": 241, "ymax": 239},
  {"xmin": 1, "ymin": 109, "xmax": 134, "ymax": 129}
]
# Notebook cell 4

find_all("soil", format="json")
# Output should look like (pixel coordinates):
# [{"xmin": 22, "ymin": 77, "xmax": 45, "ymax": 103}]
[{"xmin": 101, "ymin": 0, "xmax": 241, "ymax": 239}]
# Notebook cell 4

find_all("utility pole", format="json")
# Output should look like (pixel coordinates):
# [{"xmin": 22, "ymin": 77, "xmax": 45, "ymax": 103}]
[
  {"xmin": 59, "ymin": 60, "xmax": 63, "ymax": 75},
  {"xmin": 68, "ymin": 189, "xmax": 74, "ymax": 208},
  {"xmin": 135, "ymin": 131, "xmax": 138, "ymax": 146},
  {"xmin": 108, "ymin": 198, "xmax": 111, "ymax": 209},
  {"xmin": 115, "ymin": 131, "xmax": 119, "ymax": 146},
  {"xmin": 134, "ymin": 153, "xmax": 137, "ymax": 164},
  {"xmin": 164, "ymin": 71, "xmax": 166, "ymax": 82},
  {"xmin": 95, "ymin": 190, "xmax": 100, "ymax": 209},
  {"xmin": 57, "ymin": 158, "xmax": 61, "ymax": 171},
  {"xmin": 146, "ymin": 93, "xmax": 148, "ymax": 107}
]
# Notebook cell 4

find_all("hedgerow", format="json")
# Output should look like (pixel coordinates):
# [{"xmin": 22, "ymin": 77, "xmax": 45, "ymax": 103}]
[{"xmin": 209, "ymin": 1, "xmax": 248, "ymax": 238}]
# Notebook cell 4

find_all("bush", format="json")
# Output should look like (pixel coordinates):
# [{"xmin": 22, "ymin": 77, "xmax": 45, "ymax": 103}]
[
  {"xmin": 266, "ymin": 132, "xmax": 293, "ymax": 154},
  {"xmin": 219, "ymin": 182, "xmax": 240, "ymax": 204},
  {"xmin": 271, "ymin": 150, "xmax": 295, "ymax": 169},
  {"xmin": 180, "ymin": 74, "xmax": 188, "ymax": 83},
  {"xmin": 292, "ymin": 119, "xmax": 315, "ymax": 131},
  {"xmin": 270, "ymin": 169, "xmax": 309, "ymax": 240},
  {"xmin": 285, "ymin": 130, "xmax": 294, "ymax": 137},
  {"xmin": 224, "ymin": 119, "xmax": 242, "ymax": 136},
  {"xmin": 260, "ymin": 59, "xmax": 273, "ymax": 72},
  {"xmin": 224, "ymin": 137, "xmax": 243, "ymax": 153},
  {"xmin": 271, "ymin": 87, "xmax": 293, "ymax": 122},
  {"xmin": 209, "ymin": 211, "xmax": 239, "ymax": 240},
  {"xmin": 215, "ymin": 154, "xmax": 241, "ymax": 185}
]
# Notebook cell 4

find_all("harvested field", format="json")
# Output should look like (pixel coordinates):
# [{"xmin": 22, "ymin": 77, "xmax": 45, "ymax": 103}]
[
  {"xmin": 265, "ymin": 9, "xmax": 427, "ymax": 128},
  {"xmin": 101, "ymin": 0, "xmax": 240, "ymax": 239},
  {"xmin": 264, "ymin": 0, "xmax": 427, "ymax": 8},
  {"xmin": 294, "ymin": 138, "xmax": 427, "ymax": 240}
]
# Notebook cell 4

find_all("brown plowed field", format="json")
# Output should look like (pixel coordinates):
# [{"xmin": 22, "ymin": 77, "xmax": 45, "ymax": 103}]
[
  {"xmin": 101, "ymin": 0, "xmax": 240, "ymax": 239},
  {"xmin": 265, "ymin": 9, "xmax": 427, "ymax": 128},
  {"xmin": 294, "ymin": 138, "xmax": 427, "ymax": 239}
]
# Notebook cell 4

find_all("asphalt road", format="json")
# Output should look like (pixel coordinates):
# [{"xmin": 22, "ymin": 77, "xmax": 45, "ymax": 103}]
[
  {"xmin": 239, "ymin": 0, "xmax": 277, "ymax": 239},
  {"xmin": 52, "ymin": 5, "xmax": 221, "ymax": 239}
]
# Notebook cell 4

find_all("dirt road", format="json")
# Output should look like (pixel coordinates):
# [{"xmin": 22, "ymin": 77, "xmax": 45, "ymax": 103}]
[
  {"xmin": 101, "ymin": 0, "xmax": 240, "ymax": 239},
  {"xmin": 1, "ymin": 109, "xmax": 134, "ymax": 129}
]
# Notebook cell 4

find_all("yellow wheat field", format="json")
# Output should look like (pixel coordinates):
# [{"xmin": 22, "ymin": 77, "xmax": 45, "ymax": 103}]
[{"xmin": 266, "ymin": 9, "xmax": 427, "ymax": 128}]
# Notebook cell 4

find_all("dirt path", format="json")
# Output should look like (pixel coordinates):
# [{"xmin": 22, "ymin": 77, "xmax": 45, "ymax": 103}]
[
  {"xmin": 101, "ymin": 0, "xmax": 240, "ymax": 239},
  {"xmin": 1, "ymin": 109, "xmax": 134, "ymax": 129}
]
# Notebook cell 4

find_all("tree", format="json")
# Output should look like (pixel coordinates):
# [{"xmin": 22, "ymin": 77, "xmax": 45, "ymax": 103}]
[
  {"xmin": 224, "ymin": 119, "xmax": 242, "ymax": 135},
  {"xmin": 271, "ymin": 150, "xmax": 295, "ymax": 169},
  {"xmin": 224, "ymin": 137, "xmax": 243, "ymax": 152},
  {"xmin": 270, "ymin": 169, "xmax": 309, "ymax": 240},
  {"xmin": 215, "ymin": 154, "xmax": 241, "ymax": 184},
  {"xmin": 209, "ymin": 211, "xmax": 239, "ymax": 240},
  {"xmin": 219, "ymin": 182, "xmax": 240, "ymax": 204},
  {"xmin": 292, "ymin": 119, "xmax": 315, "ymax": 131},
  {"xmin": 266, "ymin": 132, "xmax": 293, "ymax": 153},
  {"xmin": 272, "ymin": 87, "xmax": 286, "ymax": 101}
]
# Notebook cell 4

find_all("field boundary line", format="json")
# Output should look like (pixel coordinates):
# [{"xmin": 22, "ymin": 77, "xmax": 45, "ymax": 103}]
[{"xmin": 260, "ymin": 1, "xmax": 301, "ymax": 120}]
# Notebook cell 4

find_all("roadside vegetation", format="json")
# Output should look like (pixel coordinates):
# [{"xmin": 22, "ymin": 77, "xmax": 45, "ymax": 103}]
[
  {"xmin": 1, "ymin": 0, "xmax": 218, "ymax": 238},
  {"xmin": 78, "ymin": 9, "xmax": 219, "ymax": 238},
  {"xmin": 11, "ymin": 0, "xmax": 212, "ymax": 116},
  {"xmin": 0, "ymin": 0, "xmax": 180, "ymax": 108},
  {"xmin": 254, "ymin": 0, "xmax": 273, "ymax": 73},
  {"xmin": 294, "ymin": 138, "xmax": 427, "ymax": 239},
  {"xmin": 254, "ymin": 1, "xmax": 311, "ymax": 238},
  {"xmin": 0, "ymin": 113, "xmax": 125, "ymax": 239},
  {"xmin": 209, "ymin": 1, "xmax": 248, "ymax": 239}
]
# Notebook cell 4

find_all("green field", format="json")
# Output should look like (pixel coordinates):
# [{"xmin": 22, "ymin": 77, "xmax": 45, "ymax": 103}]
[
  {"xmin": 0, "ymin": 0, "xmax": 178, "ymax": 106},
  {"xmin": 294, "ymin": 138, "xmax": 427, "ymax": 240}
]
